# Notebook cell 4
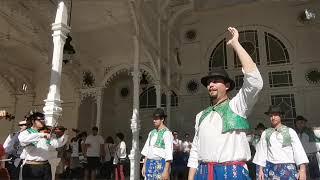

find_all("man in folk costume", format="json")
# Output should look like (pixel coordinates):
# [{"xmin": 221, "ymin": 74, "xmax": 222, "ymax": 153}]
[
  {"xmin": 141, "ymin": 108, "xmax": 173, "ymax": 180},
  {"xmin": 187, "ymin": 27, "xmax": 263, "ymax": 180},
  {"xmin": 295, "ymin": 115, "xmax": 320, "ymax": 179},
  {"xmin": 18, "ymin": 112, "xmax": 68, "ymax": 180},
  {"xmin": 3, "ymin": 118, "xmax": 31, "ymax": 179},
  {"xmin": 253, "ymin": 105, "xmax": 309, "ymax": 180}
]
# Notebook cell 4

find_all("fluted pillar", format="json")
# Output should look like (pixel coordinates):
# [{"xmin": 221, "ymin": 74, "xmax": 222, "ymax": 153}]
[{"xmin": 43, "ymin": 2, "xmax": 70, "ymax": 127}]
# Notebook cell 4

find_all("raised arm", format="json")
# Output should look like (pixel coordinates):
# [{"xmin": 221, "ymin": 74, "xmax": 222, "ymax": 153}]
[
  {"xmin": 227, "ymin": 27, "xmax": 263, "ymax": 117},
  {"xmin": 227, "ymin": 27, "xmax": 257, "ymax": 73}
]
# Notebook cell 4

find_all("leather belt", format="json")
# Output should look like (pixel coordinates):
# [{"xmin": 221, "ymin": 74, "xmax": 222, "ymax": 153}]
[{"xmin": 25, "ymin": 160, "xmax": 49, "ymax": 165}]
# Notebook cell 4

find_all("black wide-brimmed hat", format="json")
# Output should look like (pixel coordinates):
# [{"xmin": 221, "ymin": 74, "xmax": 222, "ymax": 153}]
[
  {"xmin": 255, "ymin": 123, "xmax": 266, "ymax": 130},
  {"xmin": 295, "ymin": 115, "xmax": 308, "ymax": 122},
  {"xmin": 153, "ymin": 108, "xmax": 167, "ymax": 118},
  {"xmin": 201, "ymin": 68, "xmax": 235, "ymax": 91},
  {"xmin": 264, "ymin": 105, "xmax": 284, "ymax": 115}
]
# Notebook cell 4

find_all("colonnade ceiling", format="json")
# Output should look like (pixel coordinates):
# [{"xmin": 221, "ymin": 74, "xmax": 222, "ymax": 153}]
[{"xmin": 0, "ymin": 0, "xmax": 137, "ymax": 90}]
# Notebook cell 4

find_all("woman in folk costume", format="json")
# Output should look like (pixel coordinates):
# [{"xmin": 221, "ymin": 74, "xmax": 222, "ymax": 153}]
[
  {"xmin": 187, "ymin": 27, "xmax": 263, "ymax": 180},
  {"xmin": 295, "ymin": 115, "xmax": 320, "ymax": 179},
  {"xmin": 141, "ymin": 108, "xmax": 173, "ymax": 180},
  {"xmin": 253, "ymin": 105, "xmax": 309, "ymax": 180}
]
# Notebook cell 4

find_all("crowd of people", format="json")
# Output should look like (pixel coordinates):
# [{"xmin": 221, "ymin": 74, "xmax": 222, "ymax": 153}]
[{"xmin": 0, "ymin": 27, "xmax": 319, "ymax": 180}]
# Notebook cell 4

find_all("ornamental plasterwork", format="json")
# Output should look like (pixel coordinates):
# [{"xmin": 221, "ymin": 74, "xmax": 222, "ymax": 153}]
[
  {"xmin": 80, "ymin": 87, "xmax": 103, "ymax": 103},
  {"xmin": 104, "ymin": 68, "xmax": 130, "ymax": 88},
  {"xmin": 305, "ymin": 68, "xmax": 320, "ymax": 84}
]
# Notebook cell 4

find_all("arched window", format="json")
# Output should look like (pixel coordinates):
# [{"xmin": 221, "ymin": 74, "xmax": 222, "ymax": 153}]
[
  {"xmin": 209, "ymin": 39, "xmax": 227, "ymax": 71},
  {"xmin": 160, "ymin": 91, "xmax": 179, "ymax": 107},
  {"xmin": 140, "ymin": 87, "xmax": 156, "ymax": 108},
  {"xmin": 234, "ymin": 30, "xmax": 260, "ymax": 68},
  {"xmin": 265, "ymin": 32, "xmax": 289, "ymax": 65},
  {"xmin": 140, "ymin": 88, "xmax": 179, "ymax": 109}
]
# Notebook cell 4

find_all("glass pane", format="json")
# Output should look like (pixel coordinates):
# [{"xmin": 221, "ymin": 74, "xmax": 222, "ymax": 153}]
[
  {"xmin": 234, "ymin": 30, "xmax": 259, "ymax": 68},
  {"xmin": 271, "ymin": 94, "xmax": 296, "ymax": 127},
  {"xmin": 265, "ymin": 33, "xmax": 289, "ymax": 65},
  {"xmin": 269, "ymin": 71, "xmax": 293, "ymax": 87},
  {"xmin": 209, "ymin": 39, "xmax": 227, "ymax": 70},
  {"xmin": 161, "ymin": 93, "xmax": 166, "ymax": 107}
]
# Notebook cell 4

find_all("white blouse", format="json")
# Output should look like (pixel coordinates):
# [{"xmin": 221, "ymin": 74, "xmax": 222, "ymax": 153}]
[
  {"xmin": 141, "ymin": 130, "xmax": 173, "ymax": 161},
  {"xmin": 187, "ymin": 68, "xmax": 263, "ymax": 169},
  {"xmin": 253, "ymin": 127, "xmax": 309, "ymax": 167}
]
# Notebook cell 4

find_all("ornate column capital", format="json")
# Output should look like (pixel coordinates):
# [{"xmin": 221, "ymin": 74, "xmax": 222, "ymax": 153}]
[{"xmin": 79, "ymin": 87, "xmax": 103, "ymax": 103}]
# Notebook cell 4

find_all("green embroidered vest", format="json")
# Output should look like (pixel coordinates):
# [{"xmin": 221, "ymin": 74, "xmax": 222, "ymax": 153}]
[
  {"xmin": 265, "ymin": 125, "xmax": 291, "ymax": 147},
  {"xmin": 26, "ymin": 128, "xmax": 50, "ymax": 145},
  {"xmin": 149, "ymin": 128, "xmax": 169, "ymax": 149},
  {"xmin": 198, "ymin": 100, "xmax": 250, "ymax": 134}
]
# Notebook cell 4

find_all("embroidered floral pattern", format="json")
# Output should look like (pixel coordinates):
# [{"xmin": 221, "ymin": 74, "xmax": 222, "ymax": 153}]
[
  {"xmin": 145, "ymin": 159, "xmax": 165, "ymax": 180},
  {"xmin": 257, "ymin": 161, "xmax": 298, "ymax": 179}
]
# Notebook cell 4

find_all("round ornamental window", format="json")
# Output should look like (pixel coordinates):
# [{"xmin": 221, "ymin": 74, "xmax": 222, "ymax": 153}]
[
  {"xmin": 120, "ymin": 87, "xmax": 129, "ymax": 97},
  {"xmin": 186, "ymin": 80, "xmax": 199, "ymax": 94},
  {"xmin": 185, "ymin": 30, "xmax": 197, "ymax": 41},
  {"xmin": 305, "ymin": 69, "xmax": 320, "ymax": 84}
]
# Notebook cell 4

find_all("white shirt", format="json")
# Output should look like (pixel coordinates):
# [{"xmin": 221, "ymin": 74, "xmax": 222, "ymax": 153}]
[
  {"xmin": 182, "ymin": 140, "xmax": 192, "ymax": 153},
  {"xmin": 141, "ymin": 130, "xmax": 173, "ymax": 161},
  {"xmin": 18, "ymin": 129, "xmax": 67, "ymax": 161},
  {"xmin": 113, "ymin": 141, "xmax": 127, "ymax": 164},
  {"xmin": 85, "ymin": 134, "xmax": 104, "ymax": 157},
  {"xmin": 173, "ymin": 139, "xmax": 182, "ymax": 152},
  {"xmin": 253, "ymin": 128, "xmax": 309, "ymax": 167},
  {"xmin": 188, "ymin": 68, "xmax": 263, "ymax": 168}
]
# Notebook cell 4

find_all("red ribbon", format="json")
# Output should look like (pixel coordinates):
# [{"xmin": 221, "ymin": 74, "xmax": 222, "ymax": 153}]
[{"xmin": 206, "ymin": 161, "xmax": 246, "ymax": 180}]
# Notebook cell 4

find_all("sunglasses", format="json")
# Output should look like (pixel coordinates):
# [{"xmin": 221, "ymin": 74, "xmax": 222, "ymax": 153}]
[{"xmin": 18, "ymin": 124, "xmax": 27, "ymax": 126}]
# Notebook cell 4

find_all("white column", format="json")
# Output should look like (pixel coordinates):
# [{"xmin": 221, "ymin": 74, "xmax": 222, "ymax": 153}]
[
  {"xmin": 166, "ymin": 90, "xmax": 171, "ymax": 128},
  {"xmin": 129, "ymin": 35, "xmax": 141, "ymax": 180},
  {"xmin": 155, "ymin": 80, "xmax": 161, "ymax": 108},
  {"xmin": 43, "ymin": 2, "xmax": 70, "ymax": 127},
  {"xmin": 95, "ymin": 88, "xmax": 103, "ymax": 131}
]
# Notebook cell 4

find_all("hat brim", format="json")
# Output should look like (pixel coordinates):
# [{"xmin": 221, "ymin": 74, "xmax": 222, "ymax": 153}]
[{"xmin": 201, "ymin": 75, "xmax": 235, "ymax": 91}]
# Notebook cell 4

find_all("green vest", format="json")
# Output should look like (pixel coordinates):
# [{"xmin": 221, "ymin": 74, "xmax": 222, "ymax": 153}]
[
  {"xmin": 198, "ymin": 100, "xmax": 250, "ymax": 134},
  {"xmin": 26, "ymin": 128, "xmax": 50, "ymax": 145},
  {"xmin": 301, "ymin": 128, "xmax": 320, "ymax": 143},
  {"xmin": 149, "ymin": 128, "xmax": 169, "ymax": 149},
  {"xmin": 265, "ymin": 125, "xmax": 291, "ymax": 147}
]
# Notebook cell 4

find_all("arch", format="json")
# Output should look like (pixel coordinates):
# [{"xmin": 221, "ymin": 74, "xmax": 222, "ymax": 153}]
[
  {"xmin": 205, "ymin": 24, "xmax": 295, "ymax": 70},
  {"xmin": 168, "ymin": 4, "xmax": 193, "ymax": 29},
  {"xmin": 101, "ymin": 63, "xmax": 158, "ymax": 87}
]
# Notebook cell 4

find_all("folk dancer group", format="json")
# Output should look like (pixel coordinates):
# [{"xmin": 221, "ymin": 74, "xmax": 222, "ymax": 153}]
[
  {"xmin": 0, "ymin": 26, "xmax": 319, "ymax": 180},
  {"xmin": 140, "ymin": 27, "xmax": 319, "ymax": 180}
]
